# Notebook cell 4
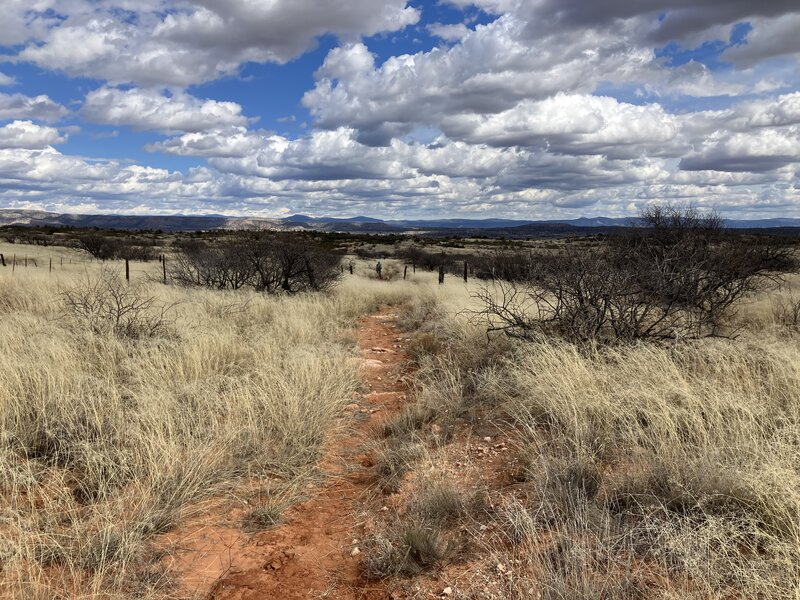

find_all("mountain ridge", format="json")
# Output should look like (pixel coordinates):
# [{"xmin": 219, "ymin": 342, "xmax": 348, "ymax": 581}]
[{"xmin": 1, "ymin": 209, "xmax": 799, "ymax": 234}]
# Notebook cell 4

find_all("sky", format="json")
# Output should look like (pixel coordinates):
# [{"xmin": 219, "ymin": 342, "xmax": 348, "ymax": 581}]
[{"xmin": 0, "ymin": 1, "xmax": 799, "ymax": 219}]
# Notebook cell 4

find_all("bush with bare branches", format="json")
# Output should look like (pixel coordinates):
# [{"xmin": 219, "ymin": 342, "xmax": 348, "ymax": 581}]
[
  {"xmin": 171, "ymin": 235, "xmax": 342, "ymax": 294},
  {"xmin": 77, "ymin": 234, "xmax": 158, "ymax": 262},
  {"xmin": 61, "ymin": 268, "xmax": 175, "ymax": 338},
  {"xmin": 475, "ymin": 206, "xmax": 798, "ymax": 343}
]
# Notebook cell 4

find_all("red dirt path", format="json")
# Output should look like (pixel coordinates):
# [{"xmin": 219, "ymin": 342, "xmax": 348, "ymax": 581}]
[{"xmin": 199, "ymin": 306, "xmax": 409, "ymax": 599}]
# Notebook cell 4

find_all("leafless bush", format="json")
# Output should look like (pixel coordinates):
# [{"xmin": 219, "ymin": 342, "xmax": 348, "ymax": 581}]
[
  {"xmin": 61, "ymin": 268, "xmax": 175, "ymax": 338},
  {"xmin": 397, "ymin": 247, "xmax": 443, "ymax": 271},
  {"xmin": 171, "ymin": 235, "xmax": 342, "ymax": 294},
  {"xmin": 471, "ymin": 249, "xmax": 534, "ymax": 281},
  {"xmin": 773, "ymin": 294, "xmax": 800, "ymax": 331},
  {"xmin": 77, "ymin": 233, "xmax": 121, "ymax": 261},
  {"xmin": 77, "ymin": 234, "xmax": 158, "ymax": 262},
  {"xmin": 475, "ymin": 206, "xmax": 797, "ymax": 344}
]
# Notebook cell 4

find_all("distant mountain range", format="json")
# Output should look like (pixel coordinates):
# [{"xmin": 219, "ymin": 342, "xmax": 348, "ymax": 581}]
[{"xmin": 1, "ymin": 209, "xmax": 799, "ymax": 236}]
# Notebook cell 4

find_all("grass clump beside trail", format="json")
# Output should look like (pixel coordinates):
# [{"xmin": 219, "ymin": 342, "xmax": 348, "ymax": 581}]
[
  {"xmin": 488, "ymin": 338, "xmax": 800, "ymax": 598},
  {"xmin": 0, "ymin": 247, "xmax": 432, "ymax": 598}
]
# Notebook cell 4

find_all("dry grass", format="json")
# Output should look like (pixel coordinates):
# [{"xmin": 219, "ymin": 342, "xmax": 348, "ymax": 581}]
[
  {"xmin": 0, "ymin": 244, "xmax": 447, "ymax": 598},
  {"xmin": 379, "ymin": 277, "xmax": 800, "ymax": 599},
  {"xmin": 489, "ymin": 337, "xmax": 800, "ymax": 598},
  {"xmin": 11, "ymin": 238, "xmax": 796, "ymax": 598}
]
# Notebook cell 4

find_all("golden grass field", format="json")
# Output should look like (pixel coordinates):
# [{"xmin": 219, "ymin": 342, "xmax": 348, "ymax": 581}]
[
  {"xmin": 365, "ymin": 273, "xmax": 800, "ymax": 599},
  {"xmin": 0, "ymin": 242, "xmax": 463, "ymax": 598},
  {"xmin": 2, "ymin": 240, "xmax": 800, "ymax": 598}
]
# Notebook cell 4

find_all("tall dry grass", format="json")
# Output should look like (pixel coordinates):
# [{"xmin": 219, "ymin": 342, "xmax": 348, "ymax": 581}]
[
  {"xmin": 0, "ymin": 245, "xmax": 442, "ymax": 598},
  {"xmin": 397, "ymin": 279, "xmax": 800, "ymax": 599}
]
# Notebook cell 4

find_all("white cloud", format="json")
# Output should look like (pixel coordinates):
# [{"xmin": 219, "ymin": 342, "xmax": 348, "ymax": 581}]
[
  {"xmin": 0, "ymin": 93, "xmax": 69, "ymax": 122},
  {"xmin": 0, "ymin": 0, "xmax": 60, "ymax": 46},
  {"xmin": 147, "ymin": 126, "xmax": 266, "ymax": 158},
  {"xmin": 16, "ymin": 0, "xmax": 420, "ymax": 86},
  {"xmin": 82, "ymin": 87, "xmax": 252, "ymax": 133},
  {"xmin": 440, "ymin": 94, "xmax": 684, "ymax": 158},
  {"xmin": 303, "ymin": 15, "xmax": 664, "ymax": 145},
  {"xmin": 0, "ymin": 137, "xmax": 798, "ymax": 219},
  {"xmin": 427, "ymin": 23, "xmax": 471, "ymax": 41},
  {"xmin": 680, "ymin": 129, "xmax": 800, "ymax": 172},
  {"xmin": 4, "ymin": 0, "xmax": 800, "ymax": 219},
  {"xmin": 0, "ymin": 121, "xmax": 65, "ymax": 149}
]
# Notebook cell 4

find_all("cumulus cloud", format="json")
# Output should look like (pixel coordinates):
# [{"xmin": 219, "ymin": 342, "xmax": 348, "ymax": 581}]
[
  {"xmin": 0, "ymin": 93, "xmax": 69, "ymax": 122},
  {"xmin": 82, "ymin": 87, "xmax": 252, "ymax": 133},
  {"xmin": 0, "ymin": 121, "xmax": 65, "ymax": 149},
  {"xmin": 303, "ymin": 16, "xmax": 670, "ymax": 145},
  {"xmin": 16, "ymin": 0, "xmax": 419, "ymax": 86},
  {"xmin": 427, "ymin": 23, "xmax": 471, "ymax": 41},
  {"xmin": 302, "ymin": 1, "xmax": 800, "ymax": 148},
  {"xmin": 0, "ymin": 0, "xmax": 60, "ymax": 46},
  {"xmin": 1, "ymin": 136, "xmax": 797, "ymax": 219},
  {"xmin": 147, "ymin": 126, "xmax": 266, "ymax": 158},
  {"xmin": 439, "ymin": 94, "xmax": 684, "ymax": 158},
  {"xmin": 679, "ymin": 129, "xmax": 800, "ymax": 172},
  {"xmin": 508, "ymin": 0, "xmax": 800, "ymax": 45},
  {"xmin": 3, "ymin": 0, "xmax": 800, "ymax": 219}
]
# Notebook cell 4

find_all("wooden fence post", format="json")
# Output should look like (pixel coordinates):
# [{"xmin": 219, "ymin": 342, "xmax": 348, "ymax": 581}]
[
  {"xmin": 463, "ymin": 260, "xmax": 468, "ymax": 283},
  {"xmin": 12, "ymin": 254, "xmax": 16, "ymax": 273},
  {"xmin": 413, "ymin": 262, "xmax": 416, "ymax": 273},
  {"xmin": 438, "ymin": 263, "xmax": 445, "ymax": 285},
  {"xmin": 403, "ymin": 265, "xmax": 408, "ymax": 280},
  {"xmin": 125, "ymin": 258, "xmax": 130, "ymax": 282},
  {"xmin": 49, "ymin": 258, "xmax": 52, "ymax": 273},
  {"xmin": 162, "ymin": 257, "xmax": 167, "ymax": 285},
  {"xmin": 0, "ymin": 253, "xmax": 5, "ymax": 267}
]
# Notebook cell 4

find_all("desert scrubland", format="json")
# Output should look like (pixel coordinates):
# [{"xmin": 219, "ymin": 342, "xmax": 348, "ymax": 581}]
[{"xmin": 1, "ymin": 216, "xmax": 799, "ymax": 599}]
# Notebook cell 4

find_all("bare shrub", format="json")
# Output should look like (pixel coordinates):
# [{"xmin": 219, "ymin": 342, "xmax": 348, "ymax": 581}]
[
  {"xmin": 772, "ymin": 293, "xmax": 800, "ymax": 331},
  {"xmin": 61, "ymin": 268, "xmax": 174, "ymax": 338},
  {"xmin": 77, "ymin": 233, "xmax": 121, "ymax": 261},
  {"xmin": 471, "ymin": 249, "xmax": 534, "ymax": 282},
  {"xmin": 77, "ymin": 234, "xmax": 158, "ymax": 262},
  {"xmin": 171, "ymin": 234, "xmax": 342, "ymax": 294},
  {"xmin": 475, "ymin": 206, "xmax": 797, "ymax": 344}
]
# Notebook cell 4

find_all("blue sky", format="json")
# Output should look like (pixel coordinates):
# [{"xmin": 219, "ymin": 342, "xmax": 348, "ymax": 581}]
[{"xmin": 0, "ymin": 0, "xmax": 799, "ymax": 219}]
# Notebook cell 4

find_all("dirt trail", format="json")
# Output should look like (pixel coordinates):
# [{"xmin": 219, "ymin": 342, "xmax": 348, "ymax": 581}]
[{"xmin": 201, "ymin": 306, "xmax": 409, "ymax": 600}]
